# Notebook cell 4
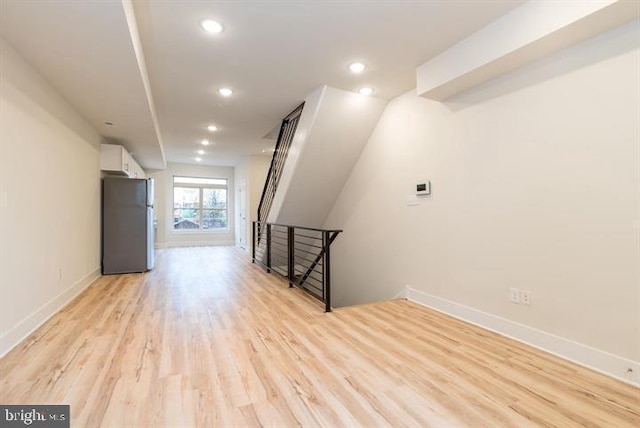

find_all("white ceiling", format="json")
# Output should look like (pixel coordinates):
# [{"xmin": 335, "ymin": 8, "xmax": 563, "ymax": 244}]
[
  {"xmin": 0, "ymin": 0, "xmax": 166, "ymax": 169},
  {"xmin": 0, "ymin": 0, "xmax": 525, "ymax": 169}
]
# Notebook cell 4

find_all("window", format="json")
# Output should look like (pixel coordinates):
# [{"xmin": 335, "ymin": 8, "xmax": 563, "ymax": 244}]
[{"xmin": 173, "ymin": 176, "xmax": 228, "ymax": 230}]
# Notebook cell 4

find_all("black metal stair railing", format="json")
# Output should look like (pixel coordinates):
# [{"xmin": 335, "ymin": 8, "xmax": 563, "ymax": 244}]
[
  {"xmin": 257, "ymin": 103, "xmax": 304, "ymax": 226},
  {"xmin": 252, "ymin": 221, "xmax": 342, "ymax": 312}
]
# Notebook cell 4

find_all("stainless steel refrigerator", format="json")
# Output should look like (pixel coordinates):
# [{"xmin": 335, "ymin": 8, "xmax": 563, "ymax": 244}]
[{"xmin": 102, "ymin": 177, "xmax": 154, "ymax": 274}]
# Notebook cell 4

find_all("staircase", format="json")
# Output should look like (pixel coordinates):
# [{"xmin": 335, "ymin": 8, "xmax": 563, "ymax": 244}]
[
  {"xmin": 265, "ymin": 85, "xmax": 387, "ymax": 227},
  {"xmin": 257, "ymin": 103, "xmax": 304, "ymax": 226},
  {"xmin": 253, "ymin": 85, "xmax": 387, "ymax": 311}
]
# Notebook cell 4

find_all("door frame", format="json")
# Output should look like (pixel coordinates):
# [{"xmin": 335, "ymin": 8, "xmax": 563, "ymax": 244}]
[{"xmin": 236, "ymin": 179, "xmax": 247, "ymax": 250}]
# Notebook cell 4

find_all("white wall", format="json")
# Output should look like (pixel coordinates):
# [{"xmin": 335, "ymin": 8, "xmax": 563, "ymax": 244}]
[
  {"xmin": 150, "ymin": 162, "xmax": 235, "ymax": 247},
  {"xmin": 269, "ymin": 86, "xmax": 387, "ymax": 227},
  {"xmin": 234, "ymin": 155, "xmax": 271, "ymax": 251},
  {"xmin": 325, "ymin": 21, "xmax": 639, "ymax": 374},
  {"xmin": 0, "ymin": 38, "xmax": 102, "ymax": 356},
  {"xmin": 234, "ymin": 158, "xmax": 248, "ymax": 248},
  {"xmin": 249, "ymin": 156, "xmax": 271, "ymax": 224}
]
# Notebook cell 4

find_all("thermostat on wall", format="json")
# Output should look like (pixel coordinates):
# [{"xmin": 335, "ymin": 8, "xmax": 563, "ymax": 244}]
[{"xmin": 416, "ymin": 180, "xmax": 431, "ymax": 195}]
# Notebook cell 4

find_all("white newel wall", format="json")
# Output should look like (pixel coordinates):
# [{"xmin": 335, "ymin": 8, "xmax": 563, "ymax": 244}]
[
  {"xmin": 268, "ymin": 86, "xmax": 387, "ymax": 227},
  {"xmin": 325, "ymin": 21, "xmax": 639, "ymax": 384}
]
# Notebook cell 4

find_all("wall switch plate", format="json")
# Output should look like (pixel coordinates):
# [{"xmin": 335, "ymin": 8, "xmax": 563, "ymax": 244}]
[
  {"xmin": 510, "ymin": 287, "xmax": 521, "ymax": 304},
  {"xmin": 521, "ymin": 290, "xmax": 531, "ymax": 306},
  {"xmin": 416, "ymin": 180, "xmax": 431, "ymax": 195}
]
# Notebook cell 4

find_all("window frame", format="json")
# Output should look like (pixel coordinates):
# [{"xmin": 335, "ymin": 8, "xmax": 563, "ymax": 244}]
[{"xmin": 172, "ymin": 175, "xmax": 229, "ymax": 232}]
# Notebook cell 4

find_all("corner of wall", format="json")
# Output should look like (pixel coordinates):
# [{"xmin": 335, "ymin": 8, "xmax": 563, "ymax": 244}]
[
  {"xmin": 405, "ymin": 286, "xmax": 640, "ymax": 387},
  {"xmin": 0, "ymin": 269, "xmax": 101, "ymax": 358}
]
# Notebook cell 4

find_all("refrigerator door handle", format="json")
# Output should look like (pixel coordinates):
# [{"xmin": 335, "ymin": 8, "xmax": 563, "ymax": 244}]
[{"xmin": 147, "ymin": 207, "xmax": 155, "ymax": 270}]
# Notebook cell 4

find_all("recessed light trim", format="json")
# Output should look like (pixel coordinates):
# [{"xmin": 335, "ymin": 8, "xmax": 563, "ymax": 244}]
[
  {"xmin": 201, "ymin": 139, "xmax": 210, "ymax": 146},
  {"xmin": 201, "ymin": 19, "xmax": 223, "ymax": 34},
  {"xmin": 206, "ymin": 124, "xmax": 218, "ymax": 132},
  {"xmin": 218, "ymin": 87, "xmax": 233, "ymax": 97},
  {"xmin": 358, "ymin": 87, "xmax": 374, "ymax": 96},
  {"xmin": 349, "ymin": 62, "xmax": 366, "ymax": 73}
]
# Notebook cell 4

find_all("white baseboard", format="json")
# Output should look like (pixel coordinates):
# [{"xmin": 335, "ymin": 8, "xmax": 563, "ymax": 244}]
[
  {"xmin": 403, "ymin": 286, "xmax": 639, "ymax": 387},
  {"xmin": 167, "ymin": 240, "xmax": 236, "ymax": 248},
  {"xmin": 0, "ymin": 268, "xmax": 101, "ymax": 358},
  {"xmin": 394, "ymin": 286, "xmax": 409, "ymax": 299}
]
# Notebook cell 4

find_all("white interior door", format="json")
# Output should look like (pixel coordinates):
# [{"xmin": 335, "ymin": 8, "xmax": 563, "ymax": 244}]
[{"xmin": 237, "ymin": 180, "xmax": 247, "ymax": 249}]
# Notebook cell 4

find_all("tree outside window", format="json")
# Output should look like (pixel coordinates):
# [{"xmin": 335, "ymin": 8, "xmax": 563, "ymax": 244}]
[{"xmin": 173, "ymin": 176, "xmax": 228, "ymax": 230}]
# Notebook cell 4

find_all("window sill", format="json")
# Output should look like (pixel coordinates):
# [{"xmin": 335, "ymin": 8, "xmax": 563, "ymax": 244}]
[{"xmin": 171, "ymin": 229, "xmax": 230, "ymax": 235}]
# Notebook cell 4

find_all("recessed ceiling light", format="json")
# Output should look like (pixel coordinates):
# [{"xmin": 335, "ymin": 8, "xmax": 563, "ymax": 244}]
[
  {"xmin": 197, "ymin": 149, "xmax": 205, "ymax": 155},
  {"xmin": 358, "ymin": 87, "xmax": 374, "ymax": 96},
  {"xmin": 201, "ymin": 139, "xmax": 210, "ymax": 146},
  {"xmin": 218, "ymin": 88, "xmax": 233, "ymax": 97},
  {"xmin": 349, "ymin": 62, "xmax": 366, "ymax": 73},
  {"xmin": 201, "ymin": 19, "xmax": 223, "ymax": 34},
  {"xmin": 104, "ymin": 121, "xmax": 114, "ymax": 126},
  {"xmin": 195, "ymin": 157, "xmax": 202, "ymax": 162},
  {"xmin": 206, "ymin": 124, "xmax": 218, "ymax": 132}
]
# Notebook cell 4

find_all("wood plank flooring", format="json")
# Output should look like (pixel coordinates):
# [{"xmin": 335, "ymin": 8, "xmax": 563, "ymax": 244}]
[{"xmin": 1, "ymin": 246, "xmax": 638, "ymax": 427}]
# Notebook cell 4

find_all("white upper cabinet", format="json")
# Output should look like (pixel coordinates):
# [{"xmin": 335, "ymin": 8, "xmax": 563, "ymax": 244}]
[
  {"xmin": 100, "ymin": 144, "xmax": 145, "ymax": 178},
  {"xmin": 132, "ymin": 161, "xmax": 146, "ymax": 179}
]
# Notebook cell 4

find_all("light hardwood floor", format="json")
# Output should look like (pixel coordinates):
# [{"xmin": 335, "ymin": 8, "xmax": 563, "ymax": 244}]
[{"xmin": 1, "ymin": 246, "xmax": 638, "ymax": 427}]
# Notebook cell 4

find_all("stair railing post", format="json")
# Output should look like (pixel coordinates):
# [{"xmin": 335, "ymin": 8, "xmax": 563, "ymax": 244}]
[
  {"xmin": 323, "ymin": 230, "xmax": 332, "ymax": 312},
  {"xmin": 266, "ymin": 223, "xmax": 272, "ymax": 273},
  {"xmin": 252, "ymin": 221, "xmax": 256, "ymax": 263},
  {"xmin": 288, "ymin": 227, "xmax": 295, "ymax": 288}
]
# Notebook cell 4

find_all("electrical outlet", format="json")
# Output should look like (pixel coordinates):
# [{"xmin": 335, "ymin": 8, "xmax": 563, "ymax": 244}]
[
  {"xmin": 521, "ymin": 290, "xmax": 531, "ymax": 306},
  {"xmin": 510, "ymin": 287, "xmax": 520, "ymax": 304}
]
